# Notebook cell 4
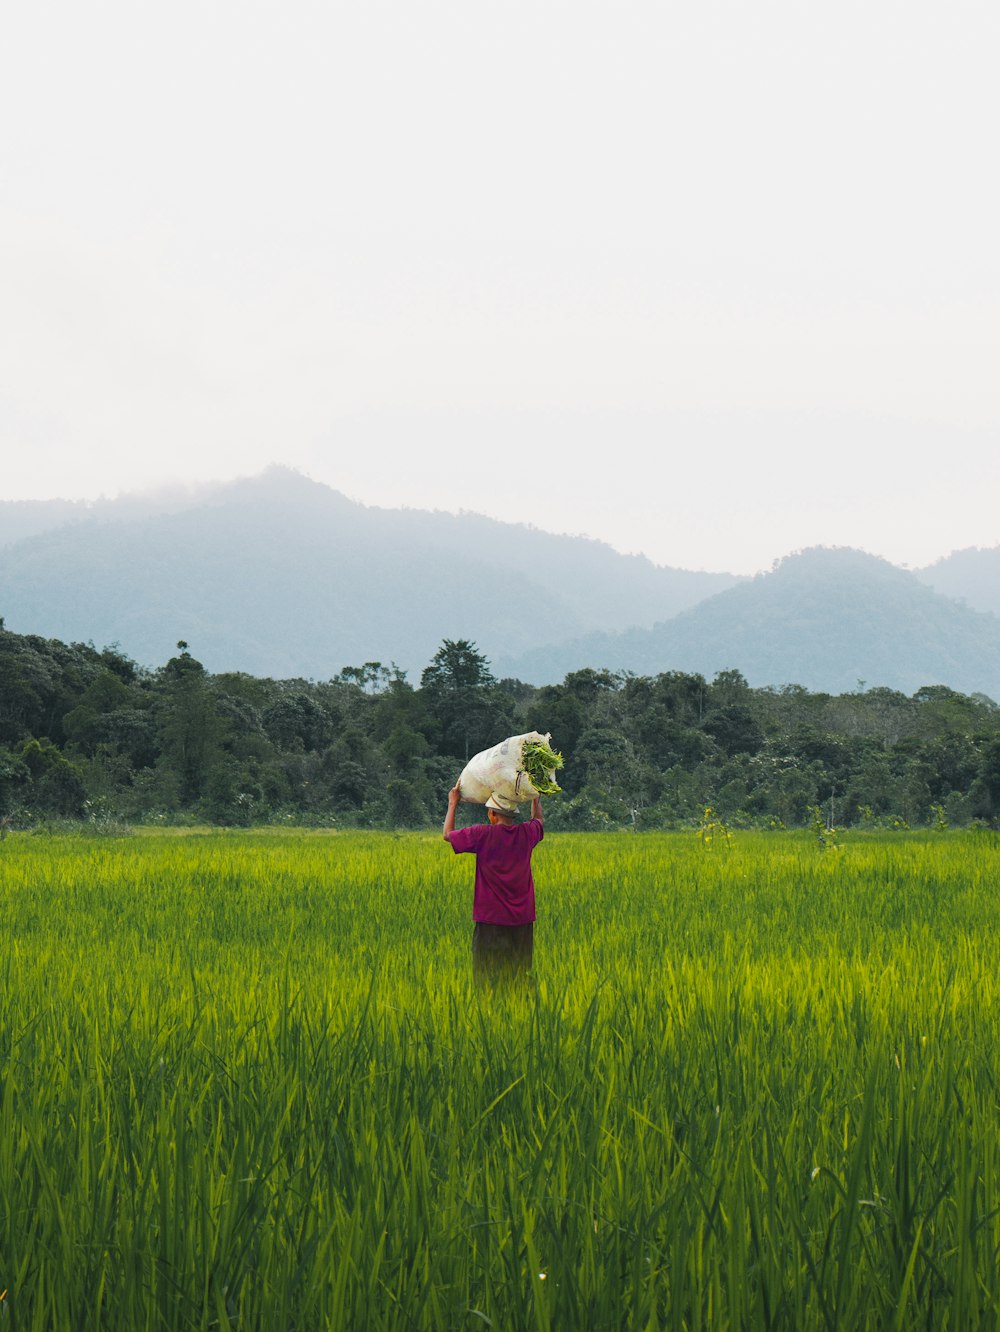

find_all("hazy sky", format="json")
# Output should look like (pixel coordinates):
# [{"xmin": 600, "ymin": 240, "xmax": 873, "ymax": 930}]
[{"xmin": 2, "ymin": 1, "xmax": 998, "ymax": 573}]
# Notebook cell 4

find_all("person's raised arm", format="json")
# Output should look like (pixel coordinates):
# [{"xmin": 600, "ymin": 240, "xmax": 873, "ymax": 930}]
[
  {"xmin": 531, "ymin": 795, "xmax": 543, "ymax": 826},
  {"xmin": 443, "ymin": 780, "xmax": 462, "ymax": 841}
]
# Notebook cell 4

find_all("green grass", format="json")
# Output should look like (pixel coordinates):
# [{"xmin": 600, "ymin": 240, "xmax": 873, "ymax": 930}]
[{"xmin": 1, "ymin": 829, "xmax": 999, "ymax": 1328}]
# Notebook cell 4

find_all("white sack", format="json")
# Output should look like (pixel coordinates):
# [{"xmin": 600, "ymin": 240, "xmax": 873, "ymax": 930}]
[{"xmin": 459, "ymin": 731, "xmax": 555, "ymax": 805}]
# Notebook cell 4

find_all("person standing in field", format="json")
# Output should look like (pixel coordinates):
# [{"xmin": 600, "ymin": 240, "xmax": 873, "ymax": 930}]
[{"xmin": 443, "ymin": 782, "xmax": 544, "ymax": 984}]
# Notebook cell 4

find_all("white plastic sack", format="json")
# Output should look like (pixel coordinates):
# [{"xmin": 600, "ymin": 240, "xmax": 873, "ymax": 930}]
[{"xmin": 458, "ymin": 731, "xmax": 556, "ymax": 807}]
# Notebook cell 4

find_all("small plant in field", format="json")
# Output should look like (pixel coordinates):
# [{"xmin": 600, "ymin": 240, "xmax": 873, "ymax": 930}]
[
  {"xmin": 930, "ymin": 804, "xmax": 948, "ymax": 831},
  {"xmin": 968, "ymin": 819, "xmax": 999, "ymax": 838},
  {"xmin": 809, "ymin": 804, "xmax": 840, "ymax": 851},
  {"xmin": 82, "ymin": 798, "xmax": 133, "ymax": 838},
  {"xmin": 699, "ymin": 805, "xmax": 733, "ymax": 848}
]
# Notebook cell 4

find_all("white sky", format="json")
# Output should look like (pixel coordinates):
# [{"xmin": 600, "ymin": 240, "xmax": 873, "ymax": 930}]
[{"xmin": 1, "ymin": 0, "xmax": 998, "ymax": 574}]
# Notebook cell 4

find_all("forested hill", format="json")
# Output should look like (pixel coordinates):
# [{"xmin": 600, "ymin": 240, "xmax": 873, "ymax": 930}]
[
  {"xmin": 499, "ymin": 548, "xmax": 1000, "ymax": 697},
  {"xmin": 0, "ymin": 469, "xmax": 737, "ymax": 677},
  {"xmin": 917, "ymin": 546, "xmax": 1000, "ymax": 618}
]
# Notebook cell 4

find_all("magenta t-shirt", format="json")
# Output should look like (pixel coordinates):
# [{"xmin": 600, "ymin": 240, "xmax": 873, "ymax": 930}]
[{"xmin": 448, "ymin": 819, "xmax": 544, "ymax": 925}]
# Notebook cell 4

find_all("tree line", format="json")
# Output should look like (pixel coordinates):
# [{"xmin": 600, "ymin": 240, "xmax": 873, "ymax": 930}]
[{"xmin": 1, "ymin": 621, "xmax": 999, "ymax": 831}]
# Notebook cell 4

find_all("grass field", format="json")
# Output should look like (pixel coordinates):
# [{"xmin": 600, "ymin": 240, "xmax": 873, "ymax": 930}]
[{"xmin": 1, "ymin": 827, "xmax": 999, "ymax": 1329}]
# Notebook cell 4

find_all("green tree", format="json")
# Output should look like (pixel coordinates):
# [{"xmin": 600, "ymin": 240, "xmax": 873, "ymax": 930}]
[
  {"xmin": 62, "ymin": 671, "xmax": 133, "ymax": 756},
  {"xmin": 0, "ymin": 649, "xmax": 46, "ymax": 743},
  {"xmin": 701, "ymin": 704, "xmax": 764, "ymax": 757},
  {"xmin": 19, "ymin": 738, "xmax": 86, "ymax": 815},
  {"xmin": 710, "ymin": 668, "xmax": 752, "ymax": 706},
  {"xmin": 336, "ymin": 661, "xmax": 401, "ymax": 694},
  {"xmin": 157, "ymin": 645, "xmax": 224, "ymax": 805},
  {"xmin": 322, "ymin": 747, "xmax": 372, "ymax": 810},
  {"xmin": 977, "ymin": 736, "xmax": 1000, "ymax": 821},
  {"xmin": 420, "ymin": 640, "xmax": 511, "ymax": 761},
  {"xmin": 0, "ymin": 747, "xmax": 30, "ymax": 816}
]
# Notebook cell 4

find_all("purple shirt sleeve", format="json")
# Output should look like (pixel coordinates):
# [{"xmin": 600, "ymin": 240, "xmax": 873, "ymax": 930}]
[
  {"xmin": 525, "ymin": 818, "xmax": 544, "ymax": 848},
  {"xmin": 448, "ymin": 824, "xmax": 487, "ymax": 855}
]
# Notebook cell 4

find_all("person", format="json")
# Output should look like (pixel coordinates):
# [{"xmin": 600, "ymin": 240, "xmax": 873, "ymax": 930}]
[{"xmin": 443, "ymin": 782, "xmax": 544, "ymax": 984}]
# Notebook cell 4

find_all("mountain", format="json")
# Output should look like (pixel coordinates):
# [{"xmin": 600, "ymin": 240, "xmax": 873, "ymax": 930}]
[
  {"xmin": 497, "ymin": 547, "xmax": 1000, "ymax": 698},
  {"xmin": 7, "ymin": 473, "xmax": 998, "ymax": 695},
  {"xmin": 0, "ymin": 499, "xmax": 90, "ymax": 547},
  {"xmin": 917, "ymin": 546, "xmax": 1000, "ymax": 617},
  {"xmin": 0, "ymin": 468, "xmax": 738, "ymax": 679},
  {"xmin": 0, "ymin": 484, "xmax": 222, "ymax": 549}
]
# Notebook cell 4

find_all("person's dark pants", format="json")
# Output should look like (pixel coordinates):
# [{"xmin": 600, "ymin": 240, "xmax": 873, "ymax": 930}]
[{"xmin": 472, "ymin": 921, "xmax": 534, "ymax": 985}]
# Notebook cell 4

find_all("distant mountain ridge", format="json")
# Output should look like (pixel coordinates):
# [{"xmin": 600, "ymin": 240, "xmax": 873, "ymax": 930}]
[
  {"xmin": 0, "ymin": 484, "xmax": 224, "ymax": 548},
  {"xmin": 2, "ymin": 469, "xmax": 999, "ymax": 696},
  {"xmin": 916, "ymin": 547, "xmax": 1000, "ymax": 618},
  {"xmin": 498, "ymin": 546, "xmax": 1000, "ymax": 698},
  {"xmin": 0, "ymin": 468, "xmax": 738, "ymax": 679}
]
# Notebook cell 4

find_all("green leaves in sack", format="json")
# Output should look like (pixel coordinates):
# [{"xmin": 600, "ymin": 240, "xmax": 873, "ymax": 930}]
[{"xmin": 520, "ymin": 738, "xmax": 564, "ymax": 795}]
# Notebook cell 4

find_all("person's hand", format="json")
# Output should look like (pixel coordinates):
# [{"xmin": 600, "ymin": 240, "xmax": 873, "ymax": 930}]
[{"xmin": 443, "ymin": 778, "xmax": 463, "ymax": 840}]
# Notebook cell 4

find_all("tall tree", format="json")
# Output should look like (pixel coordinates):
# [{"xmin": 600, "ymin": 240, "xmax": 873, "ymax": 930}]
[
  {"xmin": 157, "ymin": 645, "xmax": 223, "ymax": 803},
  {"xmin": 420, "ymin": 639, "xmax": 511, "ymax": 761}
]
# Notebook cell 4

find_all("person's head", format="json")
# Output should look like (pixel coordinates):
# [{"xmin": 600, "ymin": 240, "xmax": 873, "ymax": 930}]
[{"xmin": 486, "ymin": 794, "xmax": 517, "ymax": 825}]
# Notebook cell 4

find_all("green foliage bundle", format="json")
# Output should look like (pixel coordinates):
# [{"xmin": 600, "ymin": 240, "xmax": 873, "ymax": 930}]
[{"xmin": 520, "ymin": 736, "xmax": 564, "ymax": 794}]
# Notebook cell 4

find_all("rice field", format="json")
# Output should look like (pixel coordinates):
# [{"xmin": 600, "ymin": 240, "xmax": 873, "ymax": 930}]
[{"xmin": 1, "ymin": 827, "xmax": 999, "ymax": 1329}]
